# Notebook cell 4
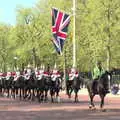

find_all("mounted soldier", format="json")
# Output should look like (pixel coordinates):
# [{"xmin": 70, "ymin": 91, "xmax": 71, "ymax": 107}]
[
  {"xmin": 44, "ymin": 70, "xmax": 50, "ymax": 78},
  {"xmin": 51, "ymin": 64, "xmax": 60, "ymax": 82},
  {"xmin": 24, "ymin": 65, "xmax": 32, "ymax": 80},
  {"xmin": 0, "ymin": 71, "xmax": 3, "ymax": 90},
  {"xmin": 0, "ymin": 71, "xmax": 3, "ymax": 80},
  {"xmin": 35, "ymin": 67, "xmax": 39, "ymax": 78},
  {"xmin": 66, "ymin": 68, "xmax": 81, "ymax": 102},
  {"xmin": 69, "ymin": 68, "xmax": 79, "ymax": 81},
  {"xmin": 37, "ymin": 65, "xmax": 45, "ymax": 80},
  {"xmin": 6, "ymin": 69, "xmax": 12, "ymax": 80},
  {"xmin": 92, "ymin": 61, "xmax": 105, "ymax": 80},
  {"xmin": 50, "ymin": 64, "xmax": 61, "ymax": 102},
  {"xmin": 14, "ymin": 68, "xmax": 20, "ymax": 81},
  {"xmin": 11, "ymin": 71, "xmax": 16, "ymax": 80},
  {"xmin": 92, "ymin": 61, "xmax": 110, "ymax": 93}
]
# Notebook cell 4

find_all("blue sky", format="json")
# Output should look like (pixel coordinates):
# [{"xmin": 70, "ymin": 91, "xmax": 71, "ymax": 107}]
[{"xmin": 0, "ymin": 0, "xmax": 36, "ymax": 25}]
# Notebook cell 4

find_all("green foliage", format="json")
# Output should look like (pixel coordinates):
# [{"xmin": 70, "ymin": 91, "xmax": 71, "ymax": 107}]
[{"xmin": 0, "ymin": 0, "xmax": 119, "ymax": 72}]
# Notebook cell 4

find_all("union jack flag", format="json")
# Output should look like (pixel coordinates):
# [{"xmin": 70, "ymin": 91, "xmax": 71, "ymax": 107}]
[{"xmin": 51, "ymin": 8, "xmax": 70, "ymax": 55}]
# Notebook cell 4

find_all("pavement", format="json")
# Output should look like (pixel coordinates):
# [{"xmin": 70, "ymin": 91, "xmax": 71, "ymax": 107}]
[
  {"xmin": 0, "ymin": 88, "xmax": 119, "ymax": 120},
  {"xmin": 62, "ymin": 88, "xmax": 120, "ymax": 97}
]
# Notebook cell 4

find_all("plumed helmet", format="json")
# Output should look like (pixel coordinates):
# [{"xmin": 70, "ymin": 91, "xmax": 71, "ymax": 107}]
[
  {"xmin": 16, "ymin": 67, "xmax": 19, "ymax": 71},
  {"xmin": 7, "ymin": 67, "xmax": 11, "ymax": 72},
  {"xmin": 27, "ymin": 64, "xmax": 31, "ymax": 68},
  {"xmin": 40, "ymin": 64, "xmax": 42, "ymax": 69},
  {"xmin": 40, "ymin": 64, "xmax": 45, "ymax": 70},
  {"xmin": 71, "ymin": 68, "xmax": 75, "ymax": 73},
  {"xmin": 54, "ymin": 63, "xmax": 57, "ymax": 69},
  {"xmin": 35, "ymin": 67, "xmax": 38, "ymax": 71},
  {"xmin": 42, "ymin": 65, "xmax": 45, "ymax": 69}
]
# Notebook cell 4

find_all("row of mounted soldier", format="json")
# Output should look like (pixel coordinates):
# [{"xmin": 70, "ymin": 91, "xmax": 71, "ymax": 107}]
[
  {"xmin": 0, "ymin": 65, "xmax": 79, "ymax": 82},
  {"xmin": 0, "ymin": 65, "xmax": 80, "ymax": 103}
]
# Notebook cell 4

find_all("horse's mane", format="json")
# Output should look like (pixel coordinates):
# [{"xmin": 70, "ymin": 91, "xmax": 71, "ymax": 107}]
[{"xmin": 99, "ymin": 71, "xmax": 111, "ymax": 84}]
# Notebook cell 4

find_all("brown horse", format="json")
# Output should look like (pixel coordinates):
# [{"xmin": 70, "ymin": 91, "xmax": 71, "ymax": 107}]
[{"xmin": 87, "ymin": 71, "xmax": 112, "ymax": 111}]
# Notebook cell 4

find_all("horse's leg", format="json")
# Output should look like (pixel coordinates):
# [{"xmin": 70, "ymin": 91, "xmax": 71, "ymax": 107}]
[
  {"xmin": 36, "ymin": 88, "xmax": 39, "ymax": 99},
  {"xmin": 56, "ymin": 89, "xmax": 60, "ymax": 103},
  {"xmin": 24, "ymin": 88, "xmax": 29, "ymax": 100},
  {"xmin": 41, "ymin": 90, "xmax": 44, "ymax": 102},
  {"xmin": 37, "ymin": 89, "xmax": 41, "ymax": 103},
  {"xmin": 32, "ymin": 88, "xmax": 35, "ymax": 101},
  {"xmin": 16, "ymin": 88, "xmax": 18, "ymax": 98},
  {"xmin": 89, "ymin": 94, "xmax": 95, "ymax": 109},
  {"xmin": 66, "ymin": 83, "xmax": 69, "ymax": 95},
  {"xmin": 0, "ymin": 86, "xmax": 2, "ymax": 96},
  {"xmin": 44, "ymin": 89, "xmax": 48, "ymax": 102},
  {"xmin": 66, "ymin": 82, "xmax": 73, "ymax": 99},
  {"xmin": 50, "ymin": 88, "xmax": 54, "ymax": 103},
  {"xmin": 19, "ymin": 88, "xmax": 22, "ymax": 100},
  {"xmin": 100, "ymin": 94, "xmax": 106, "ymax": 111},
  {"xmin": 22, "ymin": 87, "xmax": 25, "ymax": 99},
  {"xmin": 28, "ymin": 88, "xmax": 32, "ymax": 100},
  {"xmin": 10, "ymin": 87, "xmax": 13, "ymax": 98},
  {"xmin": 67, "ymin": 86, "xmax": 70, "ymax": 98},
  {"xmin": 16, "ymin": 88, "xmax": 18, "ymax": 95},
  {"xmin": 40, "ymin": 89, "xmax": 44, "ymax": 102},
  {"xmin": 39, "ymin": 90, "xmax": 42, "ymax": 103},
  {"xmin": 23, "ymin": 88, "xmax": 26, "ymax": 99},
  {"xmin": 74, "ymin": 88, "xmax": 79, "ymax": 102},
  {"xmin": 69, "ymin": 87, "xmax": 73, "ymax": 99},
  {"xmin": 12, "ymin": 87, "xmax": 15, "ymax": 99},
  {"xmin": 21, "ymin": 87, "xmax": 24, "ymax": 100},
  {"xmin": 7, "ymin": 88, "xmax": 9, "ymax": 98},
  {"xmin": 87, "ymin": 85, "xmax": 95, "ymax": 109}
]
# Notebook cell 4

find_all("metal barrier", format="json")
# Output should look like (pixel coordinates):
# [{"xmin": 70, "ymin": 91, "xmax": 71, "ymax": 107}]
[{"xmin": 112, "ymin": 74, "xmax": 120, "ymax": 84}]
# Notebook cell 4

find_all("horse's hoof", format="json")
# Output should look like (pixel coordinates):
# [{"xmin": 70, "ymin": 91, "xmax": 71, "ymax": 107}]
[
  {"xmin": 101, "ymin": 109, "xmax": 106, "ymax": 112},
  {"xmin": 89, "ymin": 105, "xmax": 92, "ymax": 109},
  {"xmin": 57, "ymin": 97, "xmax": 60, "ymax": 103},
  {"xmin": 74, "ymin": 100, "xmax": 79, "ymax": 103},
  {"xmin": 92, "ymin": 107, "xmax": 96, "ymax": 110},
  {"xmin": 68, "ymin": 96, "xmax": 71, "ymax": 99}
]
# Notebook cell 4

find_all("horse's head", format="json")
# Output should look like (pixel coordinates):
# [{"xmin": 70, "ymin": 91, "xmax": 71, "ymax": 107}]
[
  {"xmin": 55, "ymin": 77, "xmax": 61, "ymax": 87},
  {"xmin": 45, "ymin": 76, "xmax": 51, "ymax": 83},
  {"xmin": 30, "ymin": 72, "xmax": 36, "ymax": 81},
  {"xmin": 99, "ymin": 71, "xmax": 112, "ymax": 85}
]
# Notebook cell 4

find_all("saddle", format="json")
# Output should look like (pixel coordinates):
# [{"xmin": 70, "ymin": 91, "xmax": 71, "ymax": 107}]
[{"xmin": 92, "ymin": 79, "xmax": 110, "ymax": 94}]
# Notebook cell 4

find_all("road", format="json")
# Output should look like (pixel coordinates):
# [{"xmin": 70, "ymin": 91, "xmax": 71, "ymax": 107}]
[{"xmin": 0, "ymin": 89, "xmax": 120, "ymax": 120}]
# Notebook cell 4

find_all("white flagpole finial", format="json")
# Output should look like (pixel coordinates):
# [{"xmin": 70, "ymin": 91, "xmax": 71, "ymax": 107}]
[
  {"xmin": 54, "ymin": 63, "xmax": 57, "ymax": 69},
  {"xmin": 40, "ymin": 64, "xmax": 42, "ymax": 69},
  {"xmin": 42, "ymin": 64, "xmax": 45, "ymax": 69}
]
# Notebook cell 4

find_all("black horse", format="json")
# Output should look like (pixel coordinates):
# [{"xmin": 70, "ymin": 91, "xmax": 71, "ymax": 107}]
[
  {"xmin": 87, "ymin": 71, "xmax": 112, "ymax": 110},
  {"xmin": 4, "ymin": 76, "xmax": 14, "ymax": 98},
  {"xmin": 36, "ymin": 75, "xmax": 50, "ymax": 102},
  {"xmin": 12, "ymin": 75, "xmax": 25, "ymax": 100},
  {"xmin": 66, "ymin": 75, "xmax": 82, "ymax": 102},
  {"xmin": 50, "ymin": 77, "xmax": 62, "ymax": 103},
  {"xmin": 24, "ymin": 72, "xmax": 37, "ymax": 101}
]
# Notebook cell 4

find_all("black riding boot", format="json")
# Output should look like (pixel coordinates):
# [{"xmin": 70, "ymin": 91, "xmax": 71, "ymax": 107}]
[{"xmin": 92, "ymin": 80, "xmax": 97, "ymax": 91}]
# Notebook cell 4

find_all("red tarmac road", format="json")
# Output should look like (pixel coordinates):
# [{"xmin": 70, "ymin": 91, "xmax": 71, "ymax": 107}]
[{"xmin": 0, "ymin": 92, "xmax": 120, "ymax": 120}]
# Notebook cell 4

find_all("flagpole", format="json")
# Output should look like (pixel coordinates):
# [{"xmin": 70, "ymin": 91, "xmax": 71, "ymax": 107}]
[{"xmin": 72, "ymin": 0, "xmax": 76, "ymax": 68}]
